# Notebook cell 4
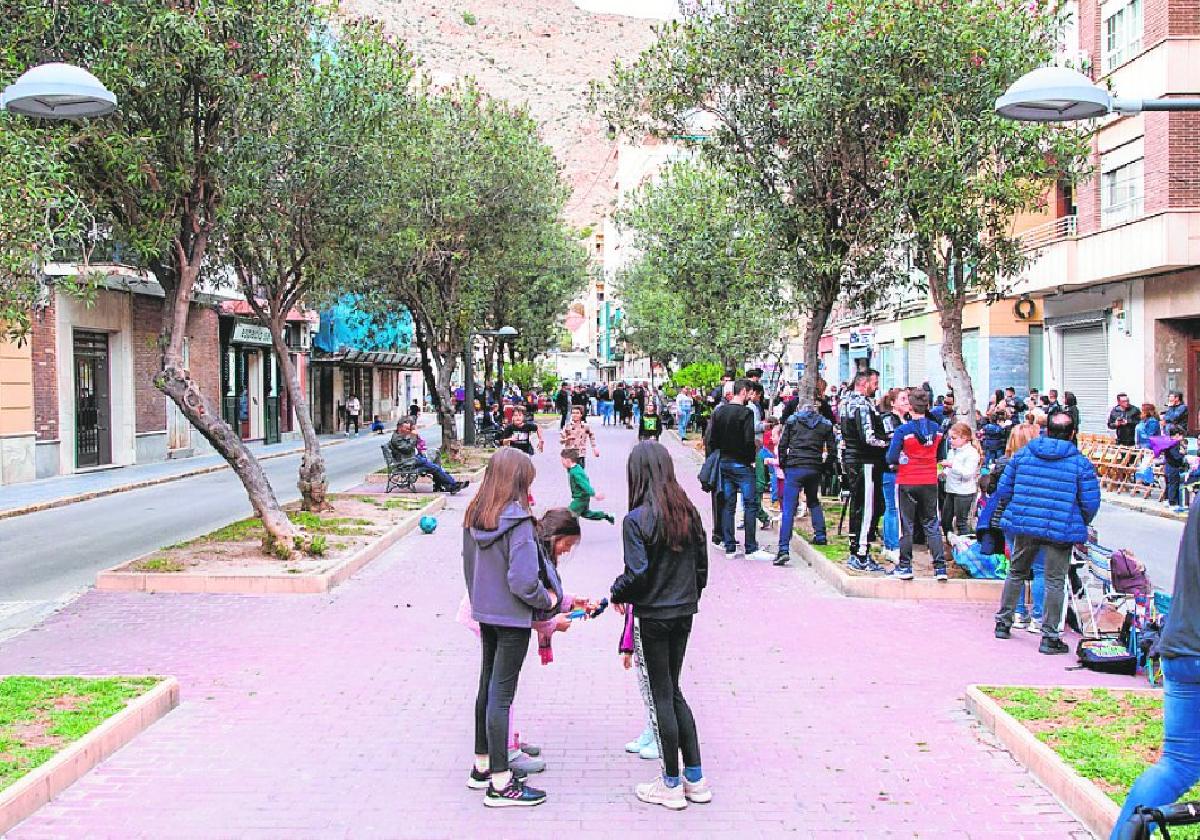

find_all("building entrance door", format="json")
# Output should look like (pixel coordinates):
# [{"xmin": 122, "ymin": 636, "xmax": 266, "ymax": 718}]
[
  {"xmin": 73, "ymin": 330, "xmax": 112, "ymax": 469},
  {"xmin": 1188, "ymin": 341, "xmax": 1200, "ymax": 434},
  {"xmin": 247, "ymin": 350, "xmax": 264, "ymax": 440},
  {"xmin": 167, "ymin": 338, "xmax": 192, "ymax": 452}
]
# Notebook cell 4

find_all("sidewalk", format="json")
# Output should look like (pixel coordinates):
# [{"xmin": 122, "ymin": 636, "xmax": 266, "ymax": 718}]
[
  {"xmin": 0, "ymin": 425, "xmax": 1119, "ymax": 837},
  {"xmin": 0, "ymin": 415, "xmax": 440, "ymax": 520}
]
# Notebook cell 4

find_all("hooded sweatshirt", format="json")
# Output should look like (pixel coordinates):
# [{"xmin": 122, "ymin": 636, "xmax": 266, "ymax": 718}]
[
  {"xmin": 463, "ymin": 501, "xmax": 561, "ymax": 628},
  {"xmin": 778, "ymin": 408, "xmax": 835, "ymax": 471},
  {"xmin": 885, "ymin": 417, "xmax": 943, "ymax": 486},
  {"xmin": 1161, "ymin": 498, "xmax": 1200, "ymax": 659}
]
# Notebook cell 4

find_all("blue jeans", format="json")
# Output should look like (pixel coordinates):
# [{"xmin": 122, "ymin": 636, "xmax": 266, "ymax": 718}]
[
  {"xmin": 415, "ymin": 455, "xmax": 455, "ymax": 489},
  {"xmin": 1111, "ymin": 656, "xmax": 1200, "ymax": 839},
  {"xmin": 1011, "ymin": 537, "xmax": 1046, "ymax": 621},
  {"xmin": 720, "ymin": 461, "xmax": 759, "ymax": 553},
  {"xmin": 881, "ymin": 470, "xmax": 899, "ymax": 551},
  {"xmin": 677, "ymin": 408, "xmax": 692, "ymax": 437},
  {"xmin": 779, "ymin": 466, "xmax": 825, "ymax": 555},
  {"xmin": 601, "ymin": 401, "xmax": 614, "ymax": 425}
]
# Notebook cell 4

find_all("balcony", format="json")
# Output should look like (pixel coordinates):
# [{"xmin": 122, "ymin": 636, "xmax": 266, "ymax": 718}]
[{"xmin": 1017, "ymin": 215, "xmax": 1077, "ymax": 251}]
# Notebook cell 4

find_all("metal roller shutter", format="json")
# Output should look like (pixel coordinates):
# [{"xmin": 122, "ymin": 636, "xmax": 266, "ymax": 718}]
[
  {"xmin": 906, "ymin": 337, "xmax": 926, "ymax": 387},
  {"xmin": 1061, "ymin": 325, "xmax": 1109, "ymax": 433}
]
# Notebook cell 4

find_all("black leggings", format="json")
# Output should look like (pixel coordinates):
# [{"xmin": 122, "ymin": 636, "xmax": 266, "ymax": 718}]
[
  {"xmin": 638, "ymin": 616, "xmax": 701, "ymax": 777},
  {"xmin": 475, "ymin": 624, "xmax": 530, "ymax": 772}
]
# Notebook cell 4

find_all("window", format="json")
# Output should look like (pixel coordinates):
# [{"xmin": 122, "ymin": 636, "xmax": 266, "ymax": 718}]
[
  {"xmin": 1101, "ymin": 158, "xmax": 1144, "ymax": 226},
  {"xmin": 1103, "ymin": 0, "xmax": 1142, "ymax": 72}
]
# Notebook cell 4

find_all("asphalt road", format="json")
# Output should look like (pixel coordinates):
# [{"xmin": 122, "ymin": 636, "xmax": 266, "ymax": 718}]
[
  {"xmin": 1091, "ymin": 503, "xmax": 1185, "ymax": 592},
  {"xmin": 0, "ymin": 429, "xmax": 440, "ymax": 637}
]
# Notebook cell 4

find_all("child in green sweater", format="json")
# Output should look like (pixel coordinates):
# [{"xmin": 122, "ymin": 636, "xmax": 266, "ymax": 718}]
[{"xmin": 561, "ymin": 448, "xmax": 615, "ymax": 523}]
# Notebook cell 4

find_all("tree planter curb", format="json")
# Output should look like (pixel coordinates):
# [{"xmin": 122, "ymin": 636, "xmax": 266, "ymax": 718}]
[
  {"xmin": 794, "ymin": 537, "xmax": 1003, "ymax": 601},
  {"xmin": 963, "ymin": 684, "xmax": 1156, "ymax": 839},
  {"xmin": 0, "ymin": 677, "xmax": 179, "ymax": 833},
  {"xmin": 95, "ymin": 495, "xmax": 446, "ymax": 595}
]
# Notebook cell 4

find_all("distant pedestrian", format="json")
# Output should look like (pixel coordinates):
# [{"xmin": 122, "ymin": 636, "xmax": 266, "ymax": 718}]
[
  {"xmin": 638, "ymin": 400, "xmax": 663, "ymax": 441},
  {"xmin": 1164, "ymin": 390, "xmax": 1189, "ymax": 429},
  {"xmin": 1062, "ymin": 391, "xmax": 1080, "ymax": 432},
  {"xmin": 1107, "ymin": 393, "xmax": 1141, "ymax": 446},
  {"xmin": 706, "ymin": 378, "xmax": 771, "ymax": 561},
  {"xmin": 774, "ymin": 401, "xmax": 836, "ymax": 566},
  {"xmin": 559, "ymin": 405, "xmax": 599, "ymax": 468},
  {"xmin": 840, "ymin": 369, "xmax": 889, "ymax": 572},
  {"xmin": 555, "ymin": 383, "xmax": 571, "ymax": 429},
  {"xmin": 345, "ymin": 394, "xmax": 361, "ymax": 436},
  {"xmin": 675, "ymin": 388, "xmax": 694, "ymax": 439},
  {"xmin": 1136, "ymin": 404, "xmax": 1162, "ymax": 448},
  {"xmin": 986, "ymin": 412, "xmax": 1100, "ymax": 654}
]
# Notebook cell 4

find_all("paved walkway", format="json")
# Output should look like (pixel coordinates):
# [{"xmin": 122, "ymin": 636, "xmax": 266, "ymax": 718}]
[{"xmin": 0, "ymin": 425, "xmax": 1127, "ymax": 838}]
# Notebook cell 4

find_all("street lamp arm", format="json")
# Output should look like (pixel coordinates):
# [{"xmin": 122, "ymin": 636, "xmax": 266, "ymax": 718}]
[{"xmin": 1130, "ymin": 98, "xmax": 1200, "ymax": 113}]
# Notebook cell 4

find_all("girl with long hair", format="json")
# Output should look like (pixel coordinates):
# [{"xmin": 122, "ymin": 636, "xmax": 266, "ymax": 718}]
[
  {"xmin": 940, "ymin": 421, "xmax": 982, "ymax": 537},
  {"xmin": 463, "ymin": 448, "xmax": 559, "ymax": 807},
  {"xmin": 611, "ymin": 441, "xmax": 710, "ymax": 810}
]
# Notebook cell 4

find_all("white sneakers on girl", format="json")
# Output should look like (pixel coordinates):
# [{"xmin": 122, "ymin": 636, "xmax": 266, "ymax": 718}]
[
  {"xmin": 636, "ymin": 775, "xmax": 687, "ymax": 810},
  {"xmin": 683, "ymin": 776, "xmax": 713, "ymax": 803},
  {"xmin": 625, "ymin": 727, "xmax": 654, "ymax": 754}
]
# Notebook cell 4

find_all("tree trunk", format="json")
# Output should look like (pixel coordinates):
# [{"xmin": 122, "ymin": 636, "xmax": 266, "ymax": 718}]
[
  {"xmin": 930, "ymin": 258, "xmax": 977, "ymax": 430},
  {"xmin": 155, "ymin": 261, "xmax": 294, "ymax": 555},
  {"xmin": 798, "ymin": 297, "xmax": 833, "ymax": 404},
  {"xmin": 267, "ymin": 318, "xmax": 328, "ymax": 512},
  {"xmin": 414, "ymin": 318, "xmax": 459, "ymax": 452},
  {"xmin": 483, "ymin": 341, "xmax": 495, "ymax": 396}
]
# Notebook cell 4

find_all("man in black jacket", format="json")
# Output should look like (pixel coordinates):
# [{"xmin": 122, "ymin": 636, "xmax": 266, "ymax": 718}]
[
  {"xmin": 705, "ymin": 379, "xmax": 771, "ymax": 560},
  {"xmin": 773, "ymin": 403, "xmax": 835, "ymax": 566},
  {"xmin": 839, "ymin": 369, "xmax": 888, "ymax": 572},
  {"xmin": 1107, "ymin": 393, "xmax": 1141, "ymax": 446},
  {"xmin": 555, "ymin": 383, "xmax": 571, "ymax": 429}
]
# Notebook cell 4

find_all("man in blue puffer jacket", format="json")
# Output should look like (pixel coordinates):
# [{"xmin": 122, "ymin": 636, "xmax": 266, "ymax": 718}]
[{"xmin": 985, "ymin": 411, "xmax": 1100, "ymax": 654}]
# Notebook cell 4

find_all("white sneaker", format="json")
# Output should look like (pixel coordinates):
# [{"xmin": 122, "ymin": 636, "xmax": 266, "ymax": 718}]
[
  {"xmin": 1026, "ymin": 619, "xmax": 1042, "ymax": 634},
  {"xmin": 625, "ymin": 727, "xmax": 654, "ymax": 754},
  {"xmin": 1011, "ymin": 614, "xmax": 1029, "ymax": 630},
  {"xmin": 639, "ymin": 741, "xmax": 660, "ymax": 760},
  {"xmin": 636, "ymin": 775, "xmax": 687, "ymax": 810},
  {"xmin": 881, "ymin": 548, "xmax": 900, "ymax": 564},
  {"xmin": 748, "ymin": 549, "xmax": 775, "ymax": 562},
  {"xmin": 683, "ymin": 776, "xmax": 713, "ymax": 803}
]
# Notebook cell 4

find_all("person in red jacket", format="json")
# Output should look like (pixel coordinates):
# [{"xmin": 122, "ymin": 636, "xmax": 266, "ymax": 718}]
[{"xmin": 884, "ymin": 388, "xmax": 947, "ymax": 581}]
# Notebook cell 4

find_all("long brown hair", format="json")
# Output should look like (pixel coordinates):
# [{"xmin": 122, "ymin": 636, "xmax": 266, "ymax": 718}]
[
  {"xmin": 465, "ymin": 447, "xmax": 534, "ymax": 530},
  {"xmin": 626, "ymin": 441, "xmax": 701, "ymax": 552},
  {"xmin": 538, "ymin": 508, "xmax": 581, "ymax": 564}
]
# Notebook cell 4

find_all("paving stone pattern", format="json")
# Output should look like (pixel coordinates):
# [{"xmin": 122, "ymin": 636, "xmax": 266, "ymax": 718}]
[{"xmin": 1, "ymin": 426, "xmax": 1126, "ymax": 837}]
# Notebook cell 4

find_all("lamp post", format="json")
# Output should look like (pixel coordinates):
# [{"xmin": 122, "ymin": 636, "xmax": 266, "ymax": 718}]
[
  {"xmin": 995, "ymin": 66, "xmax": 1200, "ymax": 123},
  {"xmin": 2, "ymin": 62, "xmax": 117, "ymax": 119},
  {"xmin": 466, "ymin": 326, "xmax": 519, "ymax": 445}
]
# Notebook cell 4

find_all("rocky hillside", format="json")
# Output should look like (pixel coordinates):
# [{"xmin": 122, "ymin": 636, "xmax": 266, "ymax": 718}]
[{"xmin": 341, "ymin": 0, "xmax": 659, "ymax": 227}]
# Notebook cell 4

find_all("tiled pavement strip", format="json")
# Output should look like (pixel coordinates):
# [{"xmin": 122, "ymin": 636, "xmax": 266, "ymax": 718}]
[{"xmin": 0, "ymin": 425, "xmax": 1129, "ymax": 838}]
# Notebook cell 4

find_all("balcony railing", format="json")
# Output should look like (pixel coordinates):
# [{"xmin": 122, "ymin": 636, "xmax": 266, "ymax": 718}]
[{"xmin": 1017, "ymin": 214, "xmax": 1077, "ymax": 251}]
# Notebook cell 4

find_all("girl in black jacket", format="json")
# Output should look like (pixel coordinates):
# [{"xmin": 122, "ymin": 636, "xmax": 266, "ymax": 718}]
[{"xmin": 611, "ymin": 441, "xmax": 710, "ymax": 810}]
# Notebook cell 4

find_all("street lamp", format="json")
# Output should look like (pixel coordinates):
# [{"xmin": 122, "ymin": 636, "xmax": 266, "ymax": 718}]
[
  {"xmin": 995, "ymin": 66, "xmax": 1200, "ymax": 123},
  {"xmin": 464, "ymin": 325, "xmax": 519, "ymax": 446},
  {"xmin": 2, "ymin": 62, "xmax": 117, "ymax": 120}
]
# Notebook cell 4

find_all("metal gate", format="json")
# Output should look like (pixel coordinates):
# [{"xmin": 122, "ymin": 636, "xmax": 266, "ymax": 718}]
[
  {"xmin": 1061, "ymin": 325, "xmax": 1110, "ymax": 433},
  {"xmin": 74, "ymin": 330, "xmax": 112, "ymax": 468}
]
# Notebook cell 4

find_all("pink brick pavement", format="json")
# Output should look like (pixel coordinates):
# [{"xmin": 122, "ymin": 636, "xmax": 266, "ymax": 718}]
[{"xmin": 0, "ymin": 425, "xmax": 1128, "ymax": 838}]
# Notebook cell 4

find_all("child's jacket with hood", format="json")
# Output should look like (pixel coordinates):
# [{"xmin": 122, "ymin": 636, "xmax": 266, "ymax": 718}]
[{"xmin": 463, "ymin": 501, "xmax": 562, "ymax": 628}]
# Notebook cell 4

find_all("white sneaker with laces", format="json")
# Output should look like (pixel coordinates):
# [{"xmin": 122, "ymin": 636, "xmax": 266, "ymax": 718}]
[
  {"xmin": 683, "ymin": 776, "xmax": 713, "ymax": 803},
  {"xmin": 638, "ymin": 741, "xmax": 660, "ymax": 760},
  {"xmin": 625, "ymin": 727, "xmax": 654, "ymax": 754},
  {"xmin": 747, "ymin": 549, "xmax": 775, "ymax": 562},
  {"xmin": 1011, "ymin": 614, "xmax": 1029, "ymax": 630},
  {"xmin": 636, "ymin": 776, "xmax": 687, "ymax": 810},
  {"xmin": 1026, "ymin": 619, "xmax": 1042, "ymax": 634}
]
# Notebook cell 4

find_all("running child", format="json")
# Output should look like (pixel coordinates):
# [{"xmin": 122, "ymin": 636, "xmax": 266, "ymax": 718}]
[
  {"xmin": 562, "ymin": 448, "xmax": 615, "ymax": 523},
  {"xmin": 499, "ymin": 405, "xmax": 544, "ymax": 456},
  {"xmin": 559, "ymin": 405, "xmax": 600, "ymax": 468}
]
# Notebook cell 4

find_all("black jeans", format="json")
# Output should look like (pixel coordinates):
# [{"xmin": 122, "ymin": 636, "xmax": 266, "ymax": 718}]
[
  {"xmin": 898, "ymin": 484, "xmax": 945, "ymax": 567},
  {"xmin": 941, "ymin": 492, "xmax": 974, "ymax": 536},
  {"xmin": 637, "ymin": 616, "xmax": 701, "ymax": 778},
  {"xmin": 846, "ymin": 462, "xmax": 884, "ymax": 557},
  {"xmin": 475, "ymin": 624, "xmax": 531, "ymax": 772}
]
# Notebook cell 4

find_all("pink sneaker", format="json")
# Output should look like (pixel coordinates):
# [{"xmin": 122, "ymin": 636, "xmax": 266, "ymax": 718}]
[
  {"xmin": 635, "ymin": 775, "xmax": 687, "ymax": 810},
  {"xmin": 683, "ymin": 776, "xmax": 713, "ymax": 803}
]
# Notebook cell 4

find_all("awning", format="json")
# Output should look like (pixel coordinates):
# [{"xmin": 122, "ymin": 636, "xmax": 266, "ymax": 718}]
[
  {"xmin": 310, "ymin": 349, "xmax": 421, "ymax": 369},
  {"xmin": 220, "ymin": 299, "xmax": 317, "ymax": 323}
]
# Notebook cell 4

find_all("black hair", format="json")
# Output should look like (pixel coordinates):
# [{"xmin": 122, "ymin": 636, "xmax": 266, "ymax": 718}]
[
  {"xmin": 1047, "ymin": 411, "xmax": 1076, "ymax": 441},
  {"xmin": 732, "ymin": 377, "xmax": 752, "ymax": 395}
]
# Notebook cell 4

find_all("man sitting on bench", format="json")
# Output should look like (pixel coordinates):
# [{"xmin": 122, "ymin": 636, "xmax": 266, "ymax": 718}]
[{"xmin": 388, "ymin": 419, "xmax": 470, "ymax": 493}]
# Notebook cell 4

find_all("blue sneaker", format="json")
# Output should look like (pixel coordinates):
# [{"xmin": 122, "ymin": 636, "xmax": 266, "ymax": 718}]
[
  {"xmin": 484, "ymin": 774, "xmax": 546, "ymax": 807},
  {"xmin": 847, "ymin": 555, "xmax": 884, "ymax": 573},
  {"xmin": 887, "ymin": 564, "xmax": 914, "ymax": 580}
]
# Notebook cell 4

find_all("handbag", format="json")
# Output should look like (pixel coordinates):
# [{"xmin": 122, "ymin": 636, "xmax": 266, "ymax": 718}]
[{"xmin": 699, "ymin": 448, "xmax": 722, "ymax": 492}]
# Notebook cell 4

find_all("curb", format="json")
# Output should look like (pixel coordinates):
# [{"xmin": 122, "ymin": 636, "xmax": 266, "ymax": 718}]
[
  {"xmin": 1101, "ymin": 492, "xmax": 1187, "ymax": 523},
  {"xmin": 0, "ymin": 676, "xmax": 179, "ymax": 833},
  {"xmin": 965, "ymin": 684, "xmax": 1147, "ymax": 839},
  {"xmin": 0, "ymin": 439, "xmax": 347, "ymax": 523},
  {"xmin": 95, "ymin": 495, "xmax": 447, "ymax": 595},
  {"xmin": 794, "ymin": 537, "xmax": 1003, "ymax": 601},
  {"xmin": 0, "ymin": 419, "xmax": 443, "ymax": 522}
]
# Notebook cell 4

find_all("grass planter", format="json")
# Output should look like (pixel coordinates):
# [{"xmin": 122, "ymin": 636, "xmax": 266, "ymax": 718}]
[
  {"xmin": 97, "ymin": 493, "xmax": 445, "ymax": 595},
  {"xmin": 967, "ymin": 685, "xmax": 1189, "ymax": 839},
  {"xmin": 0, "ymin": 676, "xmax": 178, "ymax": 832}
]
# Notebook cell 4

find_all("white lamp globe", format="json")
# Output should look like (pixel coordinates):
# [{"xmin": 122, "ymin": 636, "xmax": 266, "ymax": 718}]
[
  {"xmin": 995, "ymin": 66, "xmax": 1111, "ymax": 122},
  {"xmin": 1, "ymin": 62, "xmax": 117, "ymax": 120}
]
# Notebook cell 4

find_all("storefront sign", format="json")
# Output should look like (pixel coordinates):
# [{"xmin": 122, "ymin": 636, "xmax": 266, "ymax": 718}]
[{"xmin": 232, "ymin": 322, "xmax": 273, "ymax": 346}]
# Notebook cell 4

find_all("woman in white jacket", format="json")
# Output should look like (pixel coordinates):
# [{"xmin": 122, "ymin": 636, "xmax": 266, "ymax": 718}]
[{"xmin": 940, "ymin": 422, "xmax": 981, "ymax": 537}]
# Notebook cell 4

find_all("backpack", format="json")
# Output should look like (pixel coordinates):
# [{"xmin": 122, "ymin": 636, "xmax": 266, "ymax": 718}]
[
  {"xmin": 1075, "ymin": 637, "xmax": 1138, "ymax": 676},
  {"xmin": 1111, "ymin": 549, "xmax": 1151, "ymax": 595}
]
